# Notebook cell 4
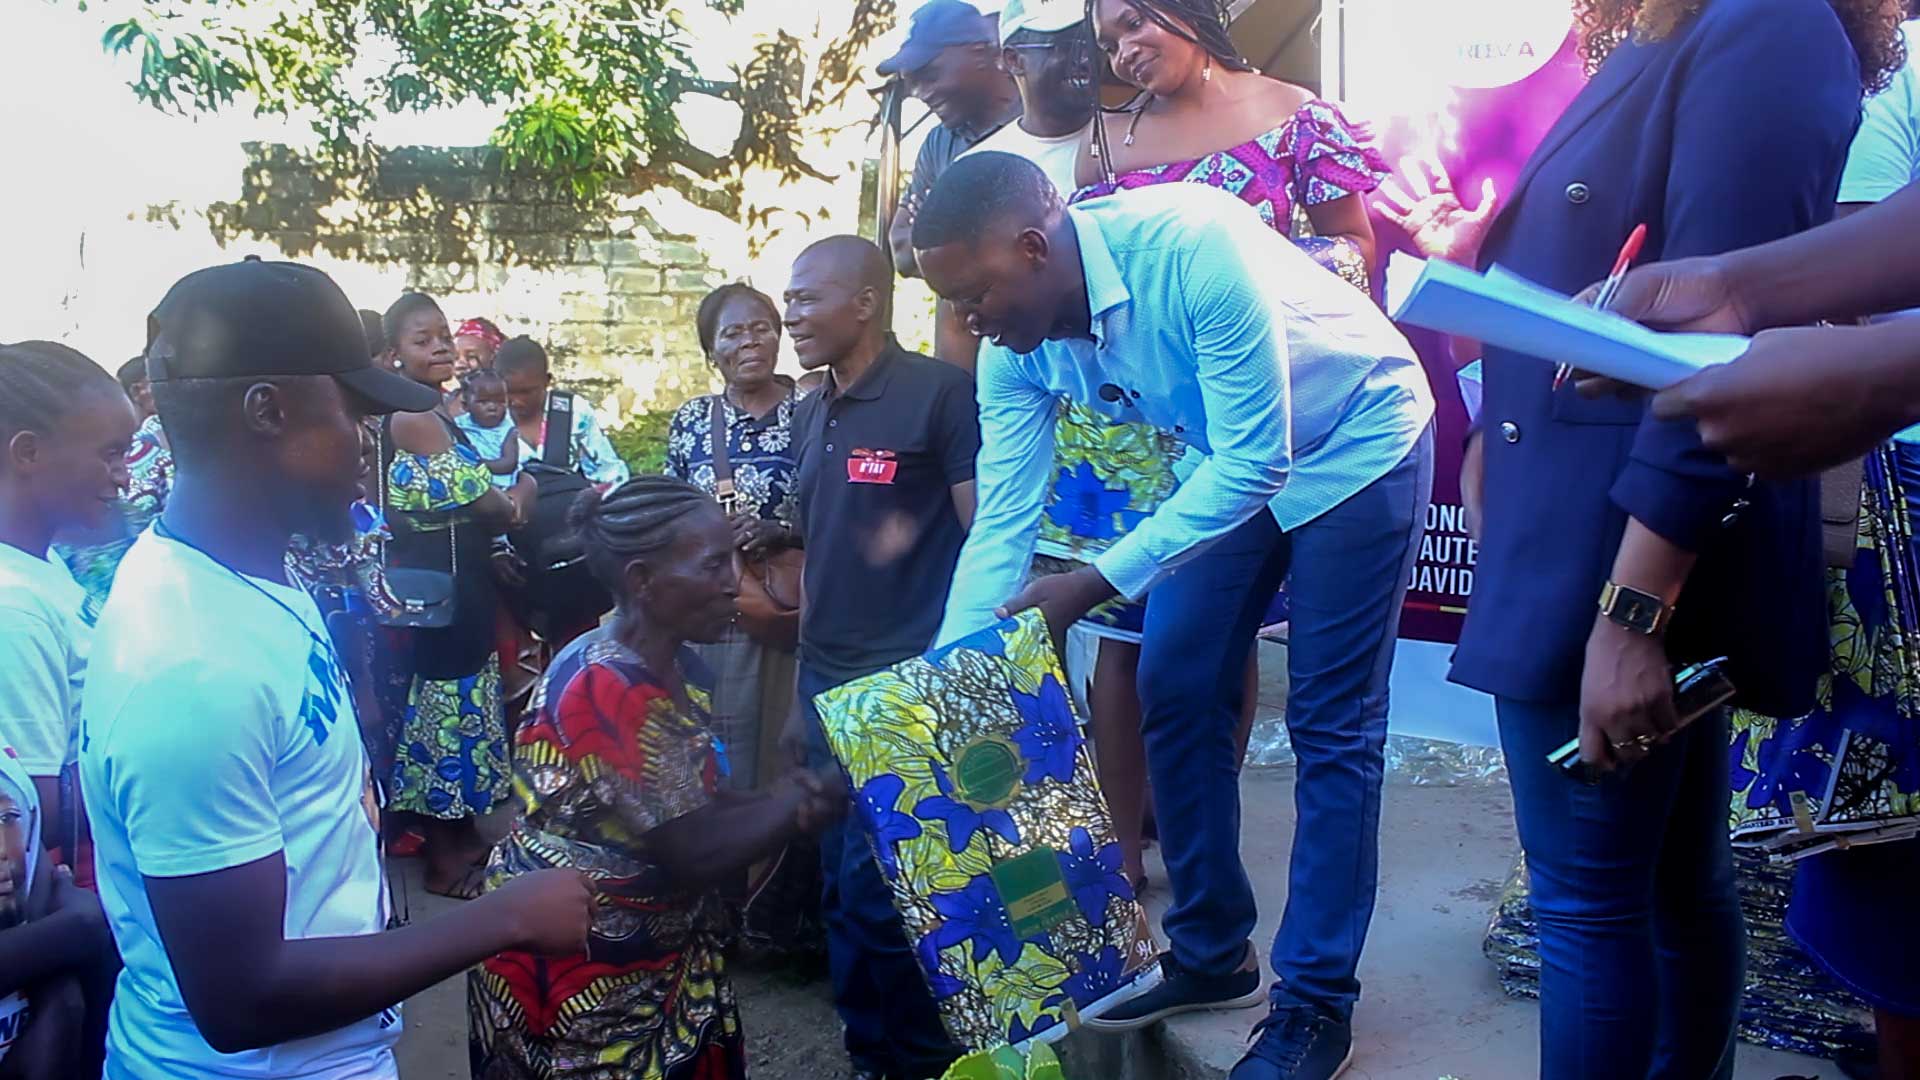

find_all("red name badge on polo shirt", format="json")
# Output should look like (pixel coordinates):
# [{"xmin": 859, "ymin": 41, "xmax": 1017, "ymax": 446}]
[{"xmin": 847, "ymin": 449, "xmax": 898, "ymax": 485}]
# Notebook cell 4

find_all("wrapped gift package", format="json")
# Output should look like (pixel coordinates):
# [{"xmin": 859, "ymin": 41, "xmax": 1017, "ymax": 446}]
[{"xmin": 815, "ymin": 611, "xmax": 1158, "ymax": 1049}]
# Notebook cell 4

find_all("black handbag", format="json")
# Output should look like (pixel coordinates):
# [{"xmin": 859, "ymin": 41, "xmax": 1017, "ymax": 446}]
[
  {"xmin": 374, "ymin": 417, "xmax": 459, "ymax": 631},
  {"xmin": 505, "ymin": 461, "xmax": 613, "ymax": 640}
]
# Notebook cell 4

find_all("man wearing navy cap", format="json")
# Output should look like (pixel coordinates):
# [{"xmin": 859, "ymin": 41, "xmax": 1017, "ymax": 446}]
[{"xmin": 882, "ymin": 0, "xmax": 1023, "ymax": 286}]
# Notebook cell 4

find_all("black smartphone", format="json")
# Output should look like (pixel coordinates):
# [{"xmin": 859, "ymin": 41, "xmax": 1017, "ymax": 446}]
[{"xmin": 1547, "ymin": 658, "xmax": 1735, "ymax": 782}]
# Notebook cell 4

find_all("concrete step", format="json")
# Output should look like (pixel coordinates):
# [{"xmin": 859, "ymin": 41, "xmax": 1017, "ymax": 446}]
[{"xmin": 1053, "ymin": 771, "xmax": 1843, "ymax": 1080}]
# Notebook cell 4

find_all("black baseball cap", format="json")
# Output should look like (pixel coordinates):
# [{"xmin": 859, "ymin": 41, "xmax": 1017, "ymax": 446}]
[
  {"xmin": 145, "ymin": 258, "xmax": 441, "ymax": 414},
  {"xmin": 876, "ymin": 0, "xmax": 997, "ymax": 76}
]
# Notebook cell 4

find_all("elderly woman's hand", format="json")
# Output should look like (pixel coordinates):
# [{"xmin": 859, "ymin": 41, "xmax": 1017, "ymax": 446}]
[
  {"xmin": 732, "ymin": 515, "xmax": 792, "ymax": 557},
  {"xmin": 782, "ymin": 768, "xmax": 847, "ymax": 834}
]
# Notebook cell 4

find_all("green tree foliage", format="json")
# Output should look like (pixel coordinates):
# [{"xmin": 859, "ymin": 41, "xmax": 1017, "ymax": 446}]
[
  {"xmin": 83, "ymin": 0, "xmax": 897, "ymax": 206},
  {"xmin": 608, "ymin": 411, "xmax": 674, "ymax": 476}
]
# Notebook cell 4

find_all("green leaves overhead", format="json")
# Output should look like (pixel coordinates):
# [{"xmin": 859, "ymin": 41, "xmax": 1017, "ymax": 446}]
[{"xmin": 84, "ymin": 0, "xmax": 894, "ymax": 208}]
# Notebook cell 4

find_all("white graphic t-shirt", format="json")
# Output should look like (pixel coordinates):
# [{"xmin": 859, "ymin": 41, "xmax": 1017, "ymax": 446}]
[
  {"xmin": 79, "ymin": 529, "xmax": 399, "ymax": 1079},
  {"xmin": 960, "ymin": 121, "xmax": 1090, "ymax": 198},
  {"xmin": 0, "ymin": 543, "xmax": 92, "ymax": 779}
]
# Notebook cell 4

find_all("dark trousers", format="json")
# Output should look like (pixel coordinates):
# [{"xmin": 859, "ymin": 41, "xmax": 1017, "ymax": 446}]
[
  {"xmin": 799, "ymin": 662, "xmax": 961, "ymax": 1079},
  {"xmin": 1498, "ymin": 698, "xmax": 1745, "ymax": 1080},
  {"xmin": 1138, "ymin": 427, "xmax": 1432, "ymax": 1021}
]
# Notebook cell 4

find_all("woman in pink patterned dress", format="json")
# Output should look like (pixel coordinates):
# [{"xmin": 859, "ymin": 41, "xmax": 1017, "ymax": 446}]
[{"xmin": 1074, "ymin": 0, "xmax": 1390, "ymax": 288}]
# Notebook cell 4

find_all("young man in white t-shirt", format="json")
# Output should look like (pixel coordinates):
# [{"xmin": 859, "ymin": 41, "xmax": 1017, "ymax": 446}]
[
  {"xmin": 959, "ymin": 0, "xmax": 1096, "ymax": 197},
  {"xmin": 79, "ymin": 260, "xmax": 594, "ymax": 1080}
]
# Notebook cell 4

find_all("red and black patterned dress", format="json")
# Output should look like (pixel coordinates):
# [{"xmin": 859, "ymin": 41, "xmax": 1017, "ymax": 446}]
[{"xmin": 468, "ymin": 625, "xmax": 744, "ymax": 1080}]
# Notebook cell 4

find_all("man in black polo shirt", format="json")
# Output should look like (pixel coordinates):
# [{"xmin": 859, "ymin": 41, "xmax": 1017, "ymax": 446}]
[{"xmin": 786, "ymin": 235, "xmax": 978, "ymax": 1080}]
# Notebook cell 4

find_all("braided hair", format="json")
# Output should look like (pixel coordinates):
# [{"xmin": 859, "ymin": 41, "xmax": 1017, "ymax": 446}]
[
  {"xmin": 0, "ymin": 340, "xmax": 120, "ymax": 452},
  {"xmin": 567, "ymin": 476, "xmax": 721, "ymax": 600},
  {"xmin": 1088, "ymin": 0, "xmax": 1251, "ymax": 73},
  {"xmin": 1086, "ymin": 0, "xmax": 1255, "ymax": 178}
]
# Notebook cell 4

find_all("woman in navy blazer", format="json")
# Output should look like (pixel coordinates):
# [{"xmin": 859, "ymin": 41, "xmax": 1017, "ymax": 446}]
[{"xmin": 1397, "ymin": 1, "xmax": 1904, "ymax": 1077}]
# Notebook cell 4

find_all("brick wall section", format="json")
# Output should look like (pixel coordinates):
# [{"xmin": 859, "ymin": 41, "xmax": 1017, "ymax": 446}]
[{"xmin": 209, "ymin": 143, "xmax": 730, "ymax": 416}]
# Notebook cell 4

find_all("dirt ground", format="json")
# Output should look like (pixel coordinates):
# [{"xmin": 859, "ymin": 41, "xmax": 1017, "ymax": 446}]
[{"xmin": 393, "ymin": 862, "xmax": 854, "ymax": 1080}]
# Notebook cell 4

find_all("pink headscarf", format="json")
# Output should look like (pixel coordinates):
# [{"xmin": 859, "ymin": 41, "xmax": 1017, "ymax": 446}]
[{"xmin": 455, "ymin": 317, "xmax": 506, "ymax": 350}]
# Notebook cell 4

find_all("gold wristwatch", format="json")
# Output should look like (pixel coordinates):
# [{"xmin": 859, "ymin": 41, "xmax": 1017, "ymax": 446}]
[{"xmin": 1598, "ymin": 581, "xmax": 1674, "ymax": 636}]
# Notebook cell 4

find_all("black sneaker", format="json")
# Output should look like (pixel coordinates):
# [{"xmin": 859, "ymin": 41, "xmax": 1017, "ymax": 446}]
[
  {"xmin": 1228, "ymin": 1007, "xmax": 1354, "ymax": 1080},
  {"xmin": 1082, "ymin": 947, "xmax": 1265, "ymax": 1032}
]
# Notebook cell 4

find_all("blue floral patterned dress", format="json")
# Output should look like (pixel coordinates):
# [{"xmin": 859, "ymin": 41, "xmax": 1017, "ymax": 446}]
[
  {"xmin": 663, "ymin": 384, "xmax": 800, "ymax": 527},
  {"xmin": 384, "ymin": 439, "xmax": 511, "ymax": 819}
]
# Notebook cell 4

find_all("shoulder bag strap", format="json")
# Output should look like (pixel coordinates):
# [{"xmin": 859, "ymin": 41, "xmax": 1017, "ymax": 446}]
[
  {"xmin": 379, "ymin": 414, "xmax": 458, "ymax": 579},
  {"xmin": 709, "ymin": 394, "xmax": 737, "ymax": 515},
  {"xmin": 543, "ymin": 390, "xmax": 578, "ymax": 469}
]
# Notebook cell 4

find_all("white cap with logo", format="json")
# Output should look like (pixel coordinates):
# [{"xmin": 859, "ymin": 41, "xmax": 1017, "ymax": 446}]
[{"xmin": 998, "ymin": 0, "xmax": 1086, "ymax": 47}]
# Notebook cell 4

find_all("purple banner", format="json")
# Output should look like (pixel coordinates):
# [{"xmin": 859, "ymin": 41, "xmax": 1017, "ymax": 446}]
[{"xmin": 1338, "ymin": 5, "xmax": 1590, "ymax": 645}]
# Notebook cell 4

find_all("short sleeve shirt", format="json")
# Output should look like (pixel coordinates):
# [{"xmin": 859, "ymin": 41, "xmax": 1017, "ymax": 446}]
[
  {"xmin": 80, "ymin": 529, "xmax": 398, "ymax": 1079},
  {"xmin": 0, "ymin": 544, "xmax": 91, "ymax": 777},
  {"xmin": 664, "ymin": 384, "xmax": 803, "ymax": 527},
  {"xmin": 1839, "ymin": 19, "xmax": 1920, "ymax": 442},
  {"xmin": 793, "ymin": 344, "xmax": 981, "ymax": 684},
  {"xmin": 900, "ymin": 104, "xmax": 1024, "ymax": 212},
  {"xmin": 1839, "ymin": 20, "xmax": 1920, "ymax": 204}
]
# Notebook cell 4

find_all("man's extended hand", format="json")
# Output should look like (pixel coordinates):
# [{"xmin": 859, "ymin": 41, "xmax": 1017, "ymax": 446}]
[
  {"xmin": 486, "ymin": 869, "xmax": 596, "ymax": 956},
  {"xmin": 995, "ymin": 565, "xmax": 1118, "ymax": 650},
  {"xmin": 1651, "ymin": 323, "xmax": 1920, "ymax": 477}
]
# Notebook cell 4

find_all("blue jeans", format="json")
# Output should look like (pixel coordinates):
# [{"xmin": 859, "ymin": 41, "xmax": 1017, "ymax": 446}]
[
  {"xmin": 1497, "ymin": 698, "xmax": 1745, "ymax": 1080},
  {"xmin": 799, "ymin": 662, "xmax": 960, "ymax": 1079},
  {"xmin": 1138, "ymin": 427, "xmax": 1432, "ymax": 1021}
]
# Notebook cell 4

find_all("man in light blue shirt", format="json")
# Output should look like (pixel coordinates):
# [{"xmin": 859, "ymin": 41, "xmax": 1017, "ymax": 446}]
[{"xmin": 914, "ymin": 153, "xmax": 1434, "ymax": 1071}]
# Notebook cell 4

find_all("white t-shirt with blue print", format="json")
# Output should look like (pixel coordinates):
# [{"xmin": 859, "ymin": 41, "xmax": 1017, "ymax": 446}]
[{"xmin": 79, "ymin": 528, "xmax": 398, "ymax": 1079}]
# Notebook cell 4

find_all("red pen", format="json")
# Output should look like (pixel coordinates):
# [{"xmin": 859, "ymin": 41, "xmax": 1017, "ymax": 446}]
[{"xmin": 1554, "ymin": 223, "xmax": 1648, "ymax": 391}]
